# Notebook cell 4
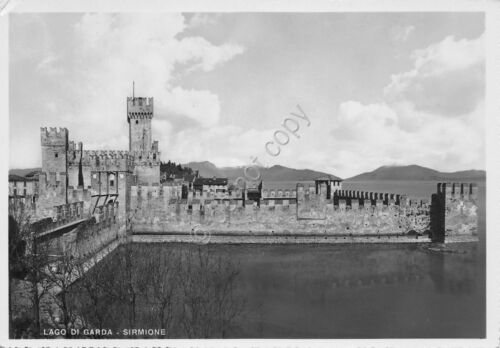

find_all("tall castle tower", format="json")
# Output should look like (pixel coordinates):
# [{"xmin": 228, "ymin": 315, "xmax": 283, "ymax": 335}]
[
  {"xmin": 39, "ymin": 127, "xmax": 69, "ymax": 209},
  {"xmin": 127, "ymin": 96, "xmax": 154, "ymax": 153},
  {"xmin": 41, "ymin": 127, "xmax": 68, "ymax": 174},
  {"xmin": 127, "ymin": 95, "xmax": 161, "ymax": 184}
]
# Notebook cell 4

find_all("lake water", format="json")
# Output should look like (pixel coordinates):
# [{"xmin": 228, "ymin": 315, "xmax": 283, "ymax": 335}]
[{"xmin": 71, "ymin": 180, "xmax": 485, "ymax": 338}]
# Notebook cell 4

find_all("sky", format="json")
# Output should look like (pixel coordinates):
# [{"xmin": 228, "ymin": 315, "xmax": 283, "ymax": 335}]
[{"xmin": 9, "ymin": 13, "xmax": 485, "ymax": 178}]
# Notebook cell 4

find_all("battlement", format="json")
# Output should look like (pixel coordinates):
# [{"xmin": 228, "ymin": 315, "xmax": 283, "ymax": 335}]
[
  {"xmin": 127, "ymin": 97, "xmax": 154, "ymax": 121},
  {"xmin": 67, "ymin": 186, "xmax": 92, "ymax": 204},
  {"xmin": 67, "ymin": 141, "xmax": 83, "ymax": 152},
  {"xmin": 333, "ymin": 189, "xmax": 402, "ymax": 205},
  {"xmin": 133, "ymin": 150, "xmax": 161, "ymax": 165},
  {"xmin": 131, "ymin": 184, "xmax": 182, "ymax": 198},
  {"xmin": 72, "ymin": 150, "xmax": 133, "ymax": 160},
  {"xmin": 431, "ymin": 182, "xmax": 478, "ymax": 242},
  {"xmin": 132, "ymin": 150, "xmax": 160, "ymax": 159},
  {"xmin": 53, "ymin": 201, "xmax": 85, "ymax": 221},
  {"xmin": 40, "ymin": 127, "xmax": 68, "ymax": 146},
  {"xmin": 93, "ymin": 201, "xmax": 119, "ymax": 224},
  {"xmin": 437, "ymin": 182, "xmax": 478, "ymax": 200},
  {"xmin": 31, "ymin": 200, "xmax": 119, "ymax": 236},
  {"xmin": 67, "ymin": 150, "xmax": 135, "ymax": 170},
  {"xmin": 262, "ymin": 189, "xmax": 297, "ymax": 199}
]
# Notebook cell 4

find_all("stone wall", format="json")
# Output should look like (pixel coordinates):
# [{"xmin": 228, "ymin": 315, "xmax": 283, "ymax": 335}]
[
  {"xmin": 128, "ymin": 182, "xmax": 479, "ymax": 241},
  {"xmin": 38, "ymin": 202, "xmax": 124, "ymax": 261},
  {"xmin": 134, "ymin": 163, "xmax": 160, "ymax": 185},
  {"xmin": 131, "ymin": 233, "xmax": 428, "ymax": 244},
  {"xmin": 37, "ymin": 172, "xmax": 67, "ymax": 218},
  {"xmin": 129, "ymin": 183, "xmax": 431, "ymax": 236},
  {"xmin": 430, "ymin": 183, "xmax": 478, "ymax": 242}
]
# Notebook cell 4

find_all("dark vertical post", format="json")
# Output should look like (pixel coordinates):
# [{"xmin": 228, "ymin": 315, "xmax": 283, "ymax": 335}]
[
  {"xmin": 430, "ymin": 184, "xmax": 445, "ymax": 242},
  {"xmin": 242, "ymin": 186, "xmax": 246, "ymax": 208},
  {"xmin": 78, "ymin": 143, "xmax": 84, "ymax": 187},
  {"xmin": 242, "ymin": 180, "xmax": 246, "ymax": 207}
]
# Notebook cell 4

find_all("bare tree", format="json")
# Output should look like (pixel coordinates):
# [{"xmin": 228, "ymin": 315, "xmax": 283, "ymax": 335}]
[
  {"xmin": 179, "ymin": 246, "xmax": 244, "ymax": 338},
  {"xmin": 142, "ymin": 247, "xmax": 181, "ymax": 337},
  {"xmin": 43, "ymin": 247, "xmax": 83, "ymax": 338},
  {"xmin": 9, "ymin": 205, "xmax": 54, "ymax": 338}
]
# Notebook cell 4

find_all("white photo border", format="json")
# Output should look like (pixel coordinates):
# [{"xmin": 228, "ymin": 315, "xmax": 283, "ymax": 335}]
[{"xmin": 1, "ymin": 0, "xmax": 499, "ymax": 347}]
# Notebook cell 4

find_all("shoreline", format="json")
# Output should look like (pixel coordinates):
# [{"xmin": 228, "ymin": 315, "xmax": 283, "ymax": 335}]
[{"xmin": 130, "ymin": 233, "xmax": 478, "ymax": 244}]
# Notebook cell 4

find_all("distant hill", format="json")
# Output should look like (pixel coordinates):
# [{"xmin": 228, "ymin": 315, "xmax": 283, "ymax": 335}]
[
  {"xmin": 346, "ymin": 165, "xmax": 486, "ymax": 181},
  {"xmin": 184, "ymin": 162, "xmax": 340, "ymax": 182},
  {"xmin": 184, "ymin": 161, "xmax": 224, "ymax": 178},
  {"xmin": 9, "ymin": 168, "xmax": 41, "ymax": 177}
]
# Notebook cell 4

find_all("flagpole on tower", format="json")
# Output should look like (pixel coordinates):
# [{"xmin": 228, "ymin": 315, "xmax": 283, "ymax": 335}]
[{"xmin": 133, "ymin": 81, "xmax": 135, "ymax": 98}]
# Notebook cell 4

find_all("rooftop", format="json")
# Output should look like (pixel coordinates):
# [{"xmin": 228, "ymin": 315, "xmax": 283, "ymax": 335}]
[
  {"xmin": 9, "ymin": 174, "xmax": 38, "ymax": 182},
  {"xmin": 315, "ymin": 176, "xmax": 343, "ymax": 182},
  {"xmin": 193, "ymin": 177, "xmax": 228, "ymax": 186}
]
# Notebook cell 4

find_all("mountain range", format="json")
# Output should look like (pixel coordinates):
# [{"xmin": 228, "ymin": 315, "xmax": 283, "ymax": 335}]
[
  {"xmin": 9, "ymin": 163, "xmax": 485, "ymax": 182},
  {"xmin": 183, "ymin": 162, "xmax": 485, "ymax": 182},
  {"xmin": 183, "ymin": 161, "xmax": 340, "ymax": 182},
  {"xmin": 346, "ymin": 165, "xmax": 485, "ymax": 181}
]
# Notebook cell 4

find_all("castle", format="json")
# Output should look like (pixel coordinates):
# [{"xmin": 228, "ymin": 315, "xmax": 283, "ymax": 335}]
[
  {"xmin": 34, "ymin": 96, "xmax": 161, "ymax": 223},
  {"xmin": 8, "ymin": 94, "xmax": 479, "ymax": 246}
]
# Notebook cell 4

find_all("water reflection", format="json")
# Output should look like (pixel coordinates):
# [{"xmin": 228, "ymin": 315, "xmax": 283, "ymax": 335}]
[{"xmin": 67, "ymin": 242, "xmax": 483, "ymax": 338}]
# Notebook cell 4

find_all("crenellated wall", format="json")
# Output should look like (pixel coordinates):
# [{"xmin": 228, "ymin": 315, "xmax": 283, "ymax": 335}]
[
  {"xmin": 8, "ymin": 196, "xmax": 37, "ymax": 219},
  {"xmin": 430, "ymin": 183, "xmax": 478, "ymax": 242},
  {"xmin": 37, "ymin": 171, "xmax": 67, "ymax": 218},
  {"xmin": 67, "ymin": 150, "xmax": 134, "ymax": 170},
  {"xmin": 129, "ymin": 183, "xmax": 431, "ymax": 236},
  {"xmin": 67, "ymin": 186, "xmax": 93, "ymax": 216},
  {"xmin": 36, "ymin": 201, "xmax": 123, "ymax": 260},
  {"xmin": 127, "ymin": 182, "xmax": 478, "ymax": 241}
]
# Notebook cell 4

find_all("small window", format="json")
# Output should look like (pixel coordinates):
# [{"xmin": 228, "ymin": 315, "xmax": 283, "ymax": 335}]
[
  {"xmin": 110, "ymin": 180, "xmax": 115, "ymax": 187},
  {"xmin": 135, "ymin": 120, "xmax": 139, "ymax": 124},
  {"xmin": 55, "ymin": 152, "xmax": 58, "ymax": 158}
]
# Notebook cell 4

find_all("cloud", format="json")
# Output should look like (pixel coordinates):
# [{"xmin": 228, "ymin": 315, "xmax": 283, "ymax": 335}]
[
  {"xmin": 36, "ymin": 54, "xmax": 63, "ymax": 75},
  {"xmin": 333, "ymin": 100, "xmax": 483, "ymax": 171},
  {"xmin": 392, "ymin": 25, "xmax": 415, "ymax": 42},
  {"xmin": 176, "ymin": 37, "xmax": 245, "ymax": 72},
  {"xmin": 384, "ymin": 34, "xmax": 484, "ymax": 116},
  {"xmin": 59, "ymin": 13, "xmax": 245, "ymax": 148},
  {"xmin": 161, "ymin": 87, "xmax": 221, "ymax": 127},
  {"xmin": 325, "ymin": 33, "xmax": 485, "ymax": 176},
  {"xmin": 9, "ymin": 14, "xmax": 485, "ymax": 178},
  {"xmin": 187, "ymin": 13, "xmax": 220, "ymax": 28}
]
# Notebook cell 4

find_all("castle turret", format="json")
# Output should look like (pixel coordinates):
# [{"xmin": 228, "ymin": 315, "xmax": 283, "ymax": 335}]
[
  {"xmin": 127, "ymin": 97, "xmax": 154, "ymax": 153},
  {"xmin": 41, "ymin": 127, "xmax": 68, "ymax": 174},
  {"xmin": 127, "ymin": 96, "xmax": 160, "ymax": 184},
  {"xmin": 39, "ymin": 127, "xmax": 69, "ymax": 212}
]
